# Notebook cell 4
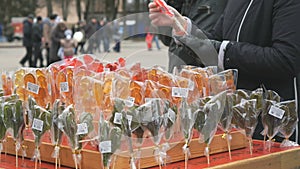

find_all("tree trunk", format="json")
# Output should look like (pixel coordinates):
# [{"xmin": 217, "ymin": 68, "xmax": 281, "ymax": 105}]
[
  {"xmin": 85, "ymin": 0, "xmax": 90, "ymax": 21},
  {"xmin": 112, "ymin": 0, "xmax": 119, "ymax": 20},
  {"xmin": 46, "ymin": 0, "xmax": 53, "ymax": 17},
  {"xmin": 122, "ymin": 0, "xmax": 127, "ymax": 38},
  {"xmin": 76, "ymin": 0, "xmax": 81, "ymax": 21},
  {"xmin": 61, "ymin": 0, "xmax": 70, "ymax": 21}
]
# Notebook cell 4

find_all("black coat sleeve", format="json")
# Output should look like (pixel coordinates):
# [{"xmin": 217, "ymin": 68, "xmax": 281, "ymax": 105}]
[{"xmin": 224, "ymin": 0, "xmax": 300, "ymax": 79}]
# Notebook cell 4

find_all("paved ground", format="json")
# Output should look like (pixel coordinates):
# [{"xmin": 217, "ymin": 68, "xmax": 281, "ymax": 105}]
[{"xmin": 0, "ymin": 40, "xmax": 169, "ymax": 71}]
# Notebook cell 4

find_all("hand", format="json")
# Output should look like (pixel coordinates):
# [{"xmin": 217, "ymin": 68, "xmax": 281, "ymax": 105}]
[
  {"xmin": 148, "ymin": 2, "xmax": 187, "ymax": 32},
  {"xmin": 60, "ymin": 39, "xmax": 65, "ymax": 44}
]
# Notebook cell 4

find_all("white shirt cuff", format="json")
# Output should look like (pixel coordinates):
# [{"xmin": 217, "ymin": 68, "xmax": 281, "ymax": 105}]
[{"xmin": 218, "ymin": 41, "xmax": 230, "ymax": 70}]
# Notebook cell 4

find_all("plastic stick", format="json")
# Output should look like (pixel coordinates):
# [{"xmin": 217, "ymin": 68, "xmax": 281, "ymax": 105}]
[
  {"xmin": 16, "ymin": 147, "xmax": 18, "ymax": 168},
  {"xmin": 227, "ymin": 134, "xmax": 232, "ymax": 160}
]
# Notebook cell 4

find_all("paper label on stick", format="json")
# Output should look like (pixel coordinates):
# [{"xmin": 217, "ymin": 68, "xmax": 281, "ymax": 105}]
[
  {"xmin": 32, "ymin": 118, "xmax": 44, "ymax": 132},
  {"xmin": 27, "ymin": 82, "xmax": 40, "ymax": 94},
  {"xmin": 76, "ymin": 123, "xmax": 88, "ymax": 135},
  {"xmin": 99, "ymin": 141, "xmax": 112, "ymax": 153},
  {"xmin": 268, "ymin": 105, "xmax": 285, "ymax": 119}
]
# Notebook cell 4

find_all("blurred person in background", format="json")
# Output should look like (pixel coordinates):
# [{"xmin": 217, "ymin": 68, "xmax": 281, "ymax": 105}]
[
  {"xmin": 3, "ymin": 23, "xmax": 14, "ymax": 42},
  {"xmin": 95, "ymin": 19, "xmax": 103, "ymax": 53},
  {"xmin": 32, "ymin": 16, "xmax": 44, "ymax": 68},
  {"xmin": 19, "ymin": 14, "xmax": 34, "ymax": 67},
  {"xmin": 73, "ymin": 20, "xmax": 86, "ymax": 55},
  {"xmin": 60, "ymin": 29, "xmax": 77, "ymax": 59},
  {"xmin": 49, "ymin": 22, "xmax": 66, "ymax": 64},
  {"xmin": 102, "ymin": 20, "xmax": 112, "ymax": 53},
  {"xmin": 43, "ymin": 14, "xmax": 57, "ymax": 66},
  {"xmin": 112, "ymin": 20, "xmax": 122, "ymax": 53},
  {"xmin": 85, "ymin": 18, "xmax": 98, "ymax": 54}
]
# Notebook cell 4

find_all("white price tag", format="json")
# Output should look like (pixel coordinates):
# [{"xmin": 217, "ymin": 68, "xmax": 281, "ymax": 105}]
[
  {"xmin": 168, "ymin": 108, "xmax": 176, "ymax": 123},
  {"xmin": 99, "ymin": 141, "xmax": 112, "ymax": 153},
  {"xmin": 172, "ymin": 87, "xmax": 188, "ymax": 98},
  {"xmin": 76, "ymin": 123, "xmax": 88, "ymax": 135},
  {"xmin": 113, "ymin": 112, "xmax": 122, "ymax": 125},
  {"xmin": 188, "ymin": 80, "xmax": 195, "ymax": 91},
  {"xmin": 268, "ymin": 105, "xmax": 285, "ymax": 119},
  {"xmin": 27, "ymin": 82, "xmax": 40, "ymax": 94},
  {"xmin": 60, "ymin": 82, "xmax": 69, "ymax": 93},
  {"xmin": 32, "ymin": 118, "xmax": 44, "ymax": 132},
  {"xmin": 125, "ymin": 97, "xmax": 135, "ymax": 107}
]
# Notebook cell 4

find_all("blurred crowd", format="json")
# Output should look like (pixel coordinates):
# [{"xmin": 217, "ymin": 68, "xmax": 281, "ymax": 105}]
[{"xmin": 18, "ymin": 14, "xmax": 123, "ymax": 68}]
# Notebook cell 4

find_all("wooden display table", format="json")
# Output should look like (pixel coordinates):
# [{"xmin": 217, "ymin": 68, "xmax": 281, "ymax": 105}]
[
  {"xmin": 2, "ymin": 130, "xmax": 247, "ymax": 169},
  {"xmin": 149, "ymin": 140, "xmax": 300, "ymax": 169},
  {"xmin": 1, "ymin": 139, "xmax": 299, "ymax": 169}
]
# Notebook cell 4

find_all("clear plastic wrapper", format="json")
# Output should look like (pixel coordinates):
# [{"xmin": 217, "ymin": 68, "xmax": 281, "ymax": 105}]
[
  {"xmin": 12, "ymin": 99, "xmax": 25, "ymax": 167},
  {"xmin": 110, "ymin": 98, "xmax": 141, "ymax": 169},
  {"xmin": 200, "ymin": 91, "xmax": 226, "ymax": 164},
  {"xmin": 74, "ymin": 76, "xmax": 98, "ymax": 115},
  {"xmin": 260, "ymin": 88, "xmax": 281, "ymax": 145},
  {"xmin": 16, "ymin": 68, "xmax": 50, "ymax": 108},
  {"xmin": 112, "ymin": 73, "xmax": 130, "ymax": 100},
  {"xmin": 129, "ymin": 62, "xmax": 147, "ymax": 82},
  {"xmin": 218, "ymin": 69, "xmax": 238, "ymax": 92},
  {"xmin": 208, "ymin": 73, "xmax": 227, "ymax": 96},
  {"xmin": 218, "ymin": 92, "xmax": 235, "ymax": 160},
  {"xmin": 232, "ymin": 99, "xmax": 260, "ymax": 155},
  {"xmin": 142, "ymin": 98, "xmax": 164, "ymax": 169},
  {"xmin": 51, "ymin": 99, "xmax": 65, "ymax": 169},
  {"xmin": 179, "ymin": 68, "xmax": 203, "ymax": 103},
  {"xmin": 0, "ymin": 96, "xmax": 9, "ymax": 158},
  {"xmin": 98, "ymin": 115, "xmax": 122, "ymax": 169},
  {"xmin": 58, "ymin": 104, "xmax": 93, "ymax": 169},
  {"xmin": 56, "ymin": 67, "xmax": 74, "ymax": 106},
  {"xmin": 129, "ymin": 80, "xmax": 145, "ymax": 106},
  {"xmin": 179, "ymin": 98, "xmax": 199, "ymax": 169},
  {"xmin": 278, "ymin": 100, "xmax": 298, "ymax": 147},
  {"xmin": 1, "ymin": 71, "xmax": 14, "ymax": 96},
  {"xmin": 161, "ymin": 100, "xmax": 177, "ymax": 166},
  {"xmin": 102, "ymin": 72, "xmax": 115, "ymax": 117},
  {"xmin": 31, "ymin": 105, "xmax": 52, "ymax": 169},
  {"xmin": 261, "ymin": 100, "xmax": 282, "ymax": 151}
]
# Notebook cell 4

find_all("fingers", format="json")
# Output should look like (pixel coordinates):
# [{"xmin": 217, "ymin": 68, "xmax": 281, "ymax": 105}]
[{"xmin": 149, "ymin": 2, "xmax": 161, "ymax": 13}]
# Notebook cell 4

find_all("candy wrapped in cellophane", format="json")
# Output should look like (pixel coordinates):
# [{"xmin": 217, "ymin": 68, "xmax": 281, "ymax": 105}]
[
  {"xmin": 0, "ymin": 94, "xmax": 25, "ymax": 166},
  {"xmin": 1, "ymin": 70, "xmax": 14, "ymax": 96},
  {"xmin": 209, "ymin": 69, "xmax": 238, "ymax": 160},
  {"xmin": 0, "ymin": 96, "xmax": 8, "ymax": 158},
  {"xmin": 57, "ymin": 104, "xmax": 94, "ymax": 169},
  {"xmin": 278, "ymin": 100, "xmax": 298, "ymax": 147},
  {"xmin": 28, "ymin": 96, "xmax": 52, "ymax": 169},
  {"xmin": 232, "ymin": 96, "xmax": 260, "ymax": 155},
  {"xmin": 179, "ymin": 98, "xmax": 199, "ymax": 169},
  {"xmin": 51, "ymin": 99, "xmax": 65, "ymax": 169},
  {"xmin": 199, "ymin": 91, "xmax": 227, "ymax": 165},
  {"xmin": 98, "ymin": 113, "xmax": 122, "ymax": 169}
]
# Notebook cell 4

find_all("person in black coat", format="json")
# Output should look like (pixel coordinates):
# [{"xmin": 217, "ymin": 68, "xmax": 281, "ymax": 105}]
[
  {"xmin": 49, "ymin": 22, "xmax": 67, "ymax": 64},
  {"xmin": 149, "ymin": 0, "xmax": 300, "ymax": 143},
  {"xmin": 20, "ymin": 15, "xmax": 34, "ymax": 67},
  {"xmin": 32, "ymin": 16, "xmax": 44, "ymax": 67},
  {"xmin": 158, "ymin": 0, "xmax": 228, "ymax": 72}
]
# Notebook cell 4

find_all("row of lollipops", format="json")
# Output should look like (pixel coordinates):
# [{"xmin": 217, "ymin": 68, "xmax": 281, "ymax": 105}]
[{"xmin": 0, "ymin": 54, "xmax": 298, "ymax": 169}]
